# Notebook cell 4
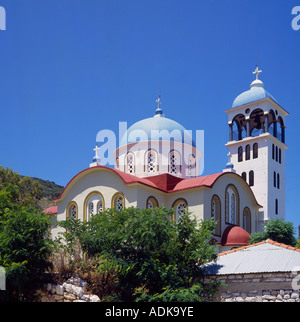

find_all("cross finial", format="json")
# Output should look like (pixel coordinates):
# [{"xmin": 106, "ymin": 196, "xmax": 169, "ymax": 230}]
[
  {"xmin": 156, "ymin": 89, "xmax": 162, "ymax": 109},
  {"xmin": 227, "ymin": 151, "xmax": 232, "ymax": 163},
  {"xmin": 93, "ymin": 144, "xmax": 100, "ymax": 158},
  {"xmin": 253, "ymin": 65, "xmax": 262, "ymax": 80}
]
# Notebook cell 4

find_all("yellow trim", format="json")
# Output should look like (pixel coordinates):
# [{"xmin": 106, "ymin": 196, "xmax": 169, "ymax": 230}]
[
  {"xmin": 211, "ymin": 194, "xmax": 221, "ymax": 236},
  {"xmin": 146, "ymin": 196, "xmax": 159, "ymax": 209},
  {"xmin": 111, "ymin": 192, "xmax": 125, "ymax": 210},
  {"xmin": 67, "ymin": 201, "xmax": 78, "ymax": 219},
  {"xmin": 83, "ymin": 191, "xmax": 105, "ymax": 222},
  {"xmin": 225, "ymin": 184, "xmax": 240, "ymax": 226},
  {"xmin": 171, "ymin": 198, "xmax": 188, "ymax": 221}
]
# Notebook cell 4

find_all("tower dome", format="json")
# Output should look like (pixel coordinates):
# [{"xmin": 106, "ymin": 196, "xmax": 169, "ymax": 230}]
[{"xmin": 232, "ymin": 66, "xmax": 279, "ymax": 108}]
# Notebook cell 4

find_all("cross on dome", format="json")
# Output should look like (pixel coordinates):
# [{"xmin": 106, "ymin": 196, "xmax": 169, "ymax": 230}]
[
  {"xmin": 253, "ymin": 66, "xmax": 262, "ymax": 80},
  {"xmin": 154, "ymin": 89, "xmax": 165, "ymax": 117},
  {"xmin": 156, "ymin": 94, "xmax": 162, "ymax": 109},
  {"xmin": 93, "ymin": 145, "xmax": 100, "ymax": 158}
]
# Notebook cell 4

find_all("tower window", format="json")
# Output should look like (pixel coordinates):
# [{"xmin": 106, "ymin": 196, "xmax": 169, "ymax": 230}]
[
  {"xmin": 241, "ymin": 172, "xmax": 247, "ymax": 182},
  {"xmin": 246, "ymin": 145, "xmax": 250, "ymax": 160},
  {"xmin": 253, "ymin": 143, "xmax": 258, "ymax": 159},
  {"xmin": 238, "ymin": 146, "xmax": 243, "ymax": 162},
  {"xmin": 249, "ymin": 170, "xmax": 254, "ymax": 186},
  {"xmin": 272, "ymin": 144, "xmax": 275, "ymax": 160},
  {"xmin": 273, "ymin": 171, "xmax": 276, "ymax": 187},
  {"xmin": 276, "ymin": 146, "xmax": 278, "ymax": 162},
  {"xmin": 277, "ymin": 173, "xmax": 280, "ymax": 189},
  {"xmin": 279, "ymin": 149, "xmax": 281, "ymax": 164},
  {"xmin": 275, "ymin": 199, "xmax": 278, "ymax": 215}
]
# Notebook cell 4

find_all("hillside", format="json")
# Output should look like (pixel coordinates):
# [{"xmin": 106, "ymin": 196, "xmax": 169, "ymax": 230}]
[{"xmin": 22, "ymin": 176, "xmax": 64, "ymax": 210}]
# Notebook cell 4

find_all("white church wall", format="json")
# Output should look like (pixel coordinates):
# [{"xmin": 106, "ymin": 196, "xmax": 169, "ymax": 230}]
[{"xmin": 202, "ymin": 173, "xmax": 261, "ymax": 239}]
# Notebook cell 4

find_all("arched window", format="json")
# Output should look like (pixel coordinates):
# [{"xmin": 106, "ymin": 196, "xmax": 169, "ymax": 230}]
[
  {"xmin": 115, "ymin": 157, "xmax": 119, "ymax": 170},
  {"xmin": 272, "ymin": 144, "xmax": 275, "ymax": 160},
  {"xmin": 276, "ymin": 146, "xmax": 278, "ymax": 162},
  {"xmin": 169, "ymin": 150, "xmax": 181, "ymax": 175},
  {"xmin": 225, "ymin": 185, "xmax": 239, "ymax": 225},
  {"xmin": 188, "ymin": 154, "xmax": 196, "ymax": 177},
  {"xmin": 146, "ymin": 196, "xmax": 159, "ymax": 209},
  {"xmin": 249, "ymin": 170, "xmax": 254, "ymax": 187},
  {"xmin": 245, "ymin": 145, "xmax": 250, "ymax": 160},
  {"xmin": 253, "ymin": 143, "xmax": 258, "ymax": 159},
  {"xmin": 172, "ymin": 198, "xmax": 188, "ymax": 221},
  {"xmin": 241, "ymin": 172, "xmax": 247, "ymax": 182},
  {"xmin": 211, "ymin": 195, "xmax": 221, "ymax": 236},
  {"xmin": 146, "ymin": 150, "xmax": 157, "ymax": 173},
  {"xmin": 274, "ymin": 171, "xmax": 276, "ymax": 187},
  {"xmin": 243, "ymin": 207, "xmax": 251, "ymax": 233},
  {"xmin": 277, "ymin": 173, "xmax": 280, "ymax": 189},
  {"xmin": 125, "ymin": 152, "xmax": 135, "ymax": 174},
  {"xmin": 275, "ymin": 199, "xmax": 278, "ymax": 215},
  {"xmin": 84, "ymin": 192, "xmax": 105, "ymax": 221},
  {"xmin": 238, "ymin": 146, "xmax": 243, "ymax": 162},
  {"xmin": 112, "ymin": 193, "xmax": 125, "ymax": 211},
  {"xmin": 67, "ymin": 202, "xmax": 77, "ymax": 219}
]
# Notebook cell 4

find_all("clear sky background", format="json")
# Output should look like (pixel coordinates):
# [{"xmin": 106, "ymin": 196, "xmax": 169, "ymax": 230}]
[{"xmin": 0, "ymin": 1, "xmax": 299, "ymax": 231}]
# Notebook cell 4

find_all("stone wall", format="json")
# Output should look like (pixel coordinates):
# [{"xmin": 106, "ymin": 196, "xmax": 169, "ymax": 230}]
[
  {"xmin": 38, "ymin": 275, "xmax": 101, "ymax": 302},
  {"xmin": 211, "ymin": 272, "xmax": 300, "ymax": 302}
]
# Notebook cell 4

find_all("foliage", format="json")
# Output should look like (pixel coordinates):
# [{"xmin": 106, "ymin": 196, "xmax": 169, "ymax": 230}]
[
  {"xmin": 0, "ymin": 166, "xmax": 41, "ymax": 209},
  {"xmin": 57, "ymin": 206, "xmax": 219, "ymax": 302},
  {"xmin": 249, "ymin": 218, "xmax": 297, "ymax": 246},
  {"xmin": 295, "ymin": 239, "xmax": 300, "ymax": 249},
  {"xmin": 0, "ymin": 167, "xmax": 52, "ymax": 301}
]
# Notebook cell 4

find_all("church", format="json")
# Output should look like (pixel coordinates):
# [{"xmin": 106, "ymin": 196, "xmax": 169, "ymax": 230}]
[{"xmin": 47, "ymin": 67, "xmax": 289, "ymax": 253}]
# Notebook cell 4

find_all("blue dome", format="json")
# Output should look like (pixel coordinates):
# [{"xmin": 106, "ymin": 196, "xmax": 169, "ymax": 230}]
[
  {"xmin": 120, "ymin": 115, "xmax": 195, "ymax": 147},
  {"xmin": 92, "ymin": 155, "xmax": 101, "ymax": 163},
  {"xmin": 232, "ymin": 81, "xmax": 278, "ymax": 108}
]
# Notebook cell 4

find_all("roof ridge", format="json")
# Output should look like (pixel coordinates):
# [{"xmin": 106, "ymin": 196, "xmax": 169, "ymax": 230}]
[{"xmin": 218, "ymin": 239, "xmax": 300, "ymax": 256}]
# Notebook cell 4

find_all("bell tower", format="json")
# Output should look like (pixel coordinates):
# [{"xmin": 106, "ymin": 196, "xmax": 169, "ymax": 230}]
[{"xmin": 225, "ymin": 67, "xmax": 289, "ymax": 231}]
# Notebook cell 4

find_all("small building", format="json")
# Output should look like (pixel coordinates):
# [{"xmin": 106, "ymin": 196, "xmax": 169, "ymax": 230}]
[{"xmin": 205, "ymin": 239, "xmax": 300, "ymax": 302}]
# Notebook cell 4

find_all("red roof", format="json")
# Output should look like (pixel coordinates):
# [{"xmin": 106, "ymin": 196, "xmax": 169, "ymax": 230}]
[
  {"xmin": 218, "ymin": 239, "xmax": 300, "ymax": 256},
  {"xmin": 221, "ymin": 225, "xmax": 250, "ymax": 246},
  {"xmin": 43, "ymin": 206, "xmax": 58, "ymax": 215},
  {"xmin": 54, "ymin": 166, "xmax": 225, "ymax": 201},
  {"xmin": 53, "ymin": 166, "xmax": 261, "ymax": 207}
]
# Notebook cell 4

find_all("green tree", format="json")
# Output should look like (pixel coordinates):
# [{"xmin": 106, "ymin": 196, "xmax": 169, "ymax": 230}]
[
  {"xmin": 0, "ymin": 167, "xmax": 52, "ymax": 301},
  {"xmin": 58, "ymin": 206, "xmax": 219, "ymax": 302},
  {"xmin": 249, "ymin": 218, "xmax": 297, "ymax": 246}
]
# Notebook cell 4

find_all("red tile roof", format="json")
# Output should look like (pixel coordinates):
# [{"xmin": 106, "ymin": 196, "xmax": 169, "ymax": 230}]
[
  {"xmin": 43, "ymin": 205, "xmax": 58, "ymax": 215},
  {"xmin": 53, "ymin": 166, "xmax": 225, "ymax": 201},
  {"xmin": 218, "ymin": 239, "xmax": 300, "ymax": 257},
  {"xmin": 53, "ymin": 166, "xmax": 260, "ymax": 207}
]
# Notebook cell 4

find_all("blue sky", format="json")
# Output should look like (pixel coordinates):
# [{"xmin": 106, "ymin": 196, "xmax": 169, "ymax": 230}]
[{"xmin": 0, "ymin": 1, "xmax": 299, "ymax": 230}]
